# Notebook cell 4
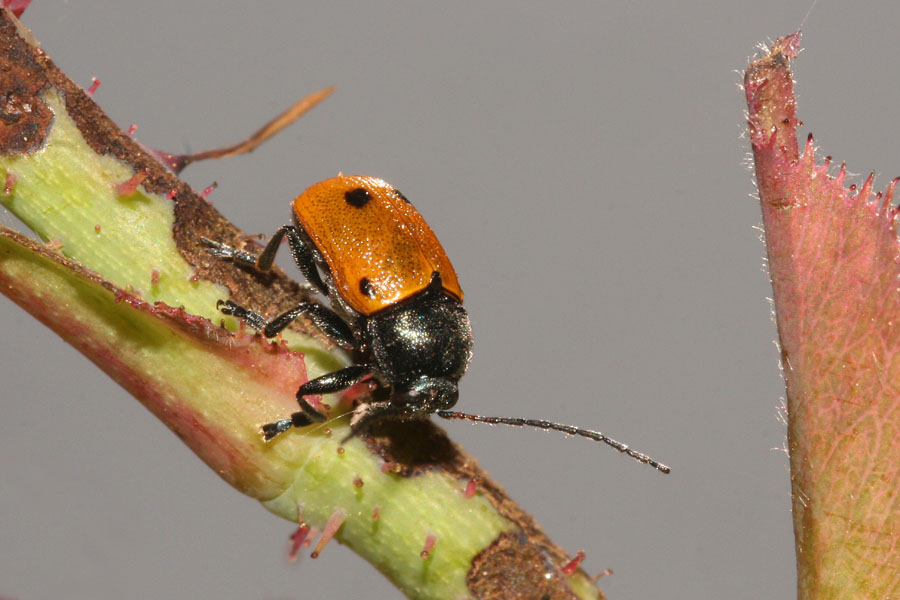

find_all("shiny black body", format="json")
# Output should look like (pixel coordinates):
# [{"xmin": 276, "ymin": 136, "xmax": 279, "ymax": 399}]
[{"xmin": 202, "ymin": 226, "xmax": 472, "ymax": 440}]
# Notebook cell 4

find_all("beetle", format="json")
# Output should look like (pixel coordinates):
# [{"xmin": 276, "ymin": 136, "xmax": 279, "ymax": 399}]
[{"xmin": 203, "ymin": 174, "xmax": 669, "ymax": 473}]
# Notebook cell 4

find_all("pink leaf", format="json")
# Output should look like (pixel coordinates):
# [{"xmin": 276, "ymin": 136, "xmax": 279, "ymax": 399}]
[{"xmin": 745, "ymin": 32, "xmax": 900, "ymax": 597}]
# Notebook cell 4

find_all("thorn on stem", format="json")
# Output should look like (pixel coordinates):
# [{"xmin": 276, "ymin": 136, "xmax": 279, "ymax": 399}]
[
  {"xmin": 199, "ymin": 181, "xmax": 218, "ymax": 200},
  {"xmin": 3, "ymin": 171, "xmax": 17, "ymax": 195},
  {"xmin": 463, "ymin": 477, "xmax": 479, "ymax": 499},
  {"xmin": 86, "ymin": 77, "xmax": 101, "ymax": 97},
  {"xmin": 420, "ymin": 533, "xmax": 437, "ymax": 560},
  {"xmin": 288, "ymin": 524, "xmax": 311, "ymax": 562},
  {"xmin": 115, "ymin": 170, "xmax": 149, "ymax": 197},
  {"xmin": 560, "ymin": 550, "xmax": 586, "ymax": 576},
  {"xmin": 310, "ymin": 509, "xmax": 346, "ymax": 559}
]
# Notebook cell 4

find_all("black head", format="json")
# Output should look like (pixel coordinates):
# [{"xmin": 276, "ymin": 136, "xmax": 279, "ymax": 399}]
[{"xmin": 396, "ymin": 376, "xmax": 460, "ymax": 412}]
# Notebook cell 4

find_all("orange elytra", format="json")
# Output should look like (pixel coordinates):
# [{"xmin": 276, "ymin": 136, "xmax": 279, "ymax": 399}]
[{"xmin": 291, "ymin": 175, "xmax": 462, "ymax": 315}]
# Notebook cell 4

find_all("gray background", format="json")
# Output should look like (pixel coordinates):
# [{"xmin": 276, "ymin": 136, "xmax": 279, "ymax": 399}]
[{"xmin": 1, "ymin": 1, "xmax": 897, "ymax": 598}]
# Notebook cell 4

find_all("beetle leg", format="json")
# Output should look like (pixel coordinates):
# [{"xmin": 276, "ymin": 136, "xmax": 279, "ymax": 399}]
[
  {"xmin": 200, "ymin": 237, "xmax": 258, "ymax": 267},
  {"xmin": 201, "ymin": 226, "xmax": 328, "ymax": 295},
  {"xmin": 258, "ymin": 226, "xmax": 328, "ymax": 296},
  {"xmin": 294, "ymin": 364, "xmax": 375, "ymax": 405},
  {"xmin": 261, "ymin": 365, "xmax": 376, "ymax": 440},
  {"xmin": 216, "ymin": 299, "xmax": 356, "ymax": 350},
  {"xmin": 265, "ymin": 302, "xmax": 356, "ymax": 349},
  {"xmin": 261, "ymin": 411, "xmax": 320, "ymax": 441},
  {"xmin": 216, "ymin": 299, "xmax": 268, "ymax": 331},
  {"xmin": 201, "ymin": 227, "xmax": 290, "ymax": 271}
]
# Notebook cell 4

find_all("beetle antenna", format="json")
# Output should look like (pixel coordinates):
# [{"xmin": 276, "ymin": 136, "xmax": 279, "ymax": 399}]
[{"xmin": 435, "ymin": 410, "xmax": 670, "ymax": 474}]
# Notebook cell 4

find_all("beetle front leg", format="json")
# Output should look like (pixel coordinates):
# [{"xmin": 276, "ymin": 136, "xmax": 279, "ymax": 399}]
[
  {"xmin": 294, "ymin": 364, "xmax": 375, "ymax": 408},
  {"xmin": 262, "ymin": 364, "xmax": 375, "ymax": 440}
]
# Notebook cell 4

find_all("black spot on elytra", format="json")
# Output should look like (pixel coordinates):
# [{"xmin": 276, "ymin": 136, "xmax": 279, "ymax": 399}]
[
  {"xmin": 394, "ymin": 188, "xmax": 411, "ymax": 204},
  {"xmin": 359, "ymin": 277, "xmax": 375, "ymax": 297},
  {"xmin": 345, "ymin": 187, "xmax": 371, "ymax": 208}
]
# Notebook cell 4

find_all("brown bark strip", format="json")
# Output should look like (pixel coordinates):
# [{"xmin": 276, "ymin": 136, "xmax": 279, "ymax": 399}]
[
  {"xmin": 468, "ymin": 532, "xmax": 578, "ymax": 600},
  {"xmin": 0, "ymin": 14, "xmax": 51, "ymax": 153}
]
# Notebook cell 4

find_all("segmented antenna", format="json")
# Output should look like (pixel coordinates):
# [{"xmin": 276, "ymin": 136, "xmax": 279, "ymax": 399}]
[{"xmin": 436, "ymin": 410, "xmax": 670, "ymax": 474}]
